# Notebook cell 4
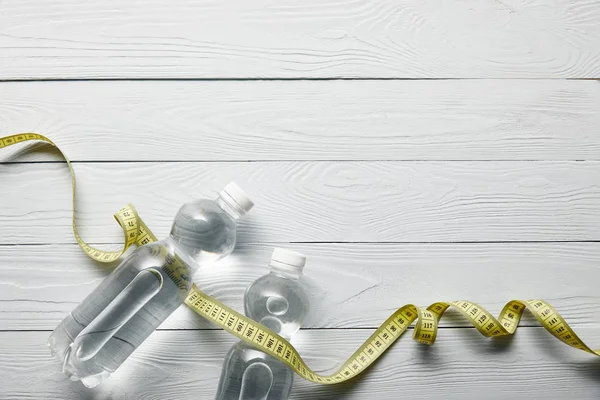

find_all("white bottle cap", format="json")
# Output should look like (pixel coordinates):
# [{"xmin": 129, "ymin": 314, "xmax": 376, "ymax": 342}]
[
  {"xmin": 219, "ymin": 182, "xmax": 254, "ymax": 216},
  {"xmin": 269, "ymin": 247, "xmax": 306, "ymax": 274}
]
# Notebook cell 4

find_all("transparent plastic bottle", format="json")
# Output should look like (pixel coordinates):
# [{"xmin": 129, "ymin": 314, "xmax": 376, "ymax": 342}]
[
  {"xmin": 48, "ymin": 182, "xmax": 254, "ymax": 388},
  {"xmin": 215, "ymin": 248, "xmax": 309, "ymax": 400}
]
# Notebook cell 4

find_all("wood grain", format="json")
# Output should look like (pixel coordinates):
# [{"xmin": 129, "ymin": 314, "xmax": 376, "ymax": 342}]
[
  {"xmin": 1, "ymin": 161, "xmax": 599, "ymax": 244},
  {"xmin": 1, "ymin": 329, "xmax": 599, "ymax": 399},
  {"xmin": 2, "ymin": 80, "xmax": 600, "ymax": 161},
  {"xmin": 1, "ymin": 243, "xmax": 599, "ymax": 331},
  {"xmin": 1, "ymin": 0, "xmax": 599, "ymax": 79},
  {"xmin": 1, "ymin": 0, "xmax": 599, "ymax": 398}
]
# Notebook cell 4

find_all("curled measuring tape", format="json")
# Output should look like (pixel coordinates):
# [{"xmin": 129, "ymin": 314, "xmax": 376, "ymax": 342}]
[
  {"xmin": 0, "ymin": 133, "xmax": 154, "ymax": 261},
  {"xmin": 2, "ymin": 132, "xmax": 599, "ymax": 384}
]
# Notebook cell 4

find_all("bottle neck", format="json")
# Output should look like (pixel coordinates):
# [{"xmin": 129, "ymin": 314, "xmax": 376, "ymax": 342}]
[
  {"xmin": 216, "ymin": 196, "xmax": 243, "ymax": 220},
  {"xmin": 269, "ymin": 265, "xmax": 302, "ymax": 280},
  {"xmin": 163, "ymin": 236, "xmax": 201, "ymax": 274}
]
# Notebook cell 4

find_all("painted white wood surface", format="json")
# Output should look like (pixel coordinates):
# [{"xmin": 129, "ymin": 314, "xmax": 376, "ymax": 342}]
[
  {"xmin": 1, "ymin": 80, "xmax": 600, "ymax": 161},
  {"xmin": 1, "ymin": 161, "xmax": 599, "ymax": 244},
  {"xmin": 2, "ymin": 329, "xmax": 600, "ymax": 399},
  {"xmin": 1, "ymin": 0, "xmax": 600, "ymax": 79},
  {"xmin": 2, "ymin": 0, "xmax": 600, "ymax": 398},
  {"xmin": 1, "ymin": 243, "xmax": 599, "ymax": 331}
]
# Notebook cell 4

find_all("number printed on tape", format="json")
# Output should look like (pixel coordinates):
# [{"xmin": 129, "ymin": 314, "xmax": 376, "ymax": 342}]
[{"xmin": 3, "ymin": 132, "xmax": 600, "ymax": 385}]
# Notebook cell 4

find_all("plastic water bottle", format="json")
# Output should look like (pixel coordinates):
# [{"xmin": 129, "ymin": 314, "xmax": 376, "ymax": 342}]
[
  {"xmin": 48, "ymin": 182, "xmax": 254, "ymax": 387},
  {"xmin": 215, "ymin": 248, "xmax": 309, "ymax": 400}
]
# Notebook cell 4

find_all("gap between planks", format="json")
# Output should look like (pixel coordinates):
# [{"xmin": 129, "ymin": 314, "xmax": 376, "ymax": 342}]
[
  {"xmin": 1, "ymin": 160, "xmax": 596, "ymax": 164},
  {"xmin": 0, "ymin": 326, "xmax": 579, "ymax": 332},
  {"xmin": 1, "ymin": 78, "xmax": 599, "ymax": 83}
]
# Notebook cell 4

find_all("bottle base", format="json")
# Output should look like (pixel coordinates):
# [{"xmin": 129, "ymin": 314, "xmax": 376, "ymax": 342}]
[
  {"xmin": 48, "ymin": 314, "xmax": 112, "ymax": 388},
  {"xmin": 78, "ymin": 369, "xmax": 111, "ymax": 388},
  {"xmin": 64, "ymin": 364, "xmax": 111, "ymax": 388},
  {"xmin": 62, "ymin": 345, "xmax": 112, "ymax": 388},
  {"xmin": 48, "ymin": 314, "xmax": 82, "ymax": 362}
]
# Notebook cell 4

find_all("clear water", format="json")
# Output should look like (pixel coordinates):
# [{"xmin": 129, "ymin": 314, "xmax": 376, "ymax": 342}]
[
  {"xmin": 244, "ymin": 272, "xmax": 309, "ymax": 339},
  {"xmin": 215, "ymin": 342, "xmax": 294, "ymax": 400},
  {"xmin": 215, "ymin": 269, "xmax": 309, "ymax": 400},
  {"xmin": 48, "ymin": 197, "xmax": 239, "ymax": 387}
]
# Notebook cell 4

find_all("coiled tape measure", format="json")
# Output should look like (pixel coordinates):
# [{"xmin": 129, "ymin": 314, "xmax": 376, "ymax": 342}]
[{"xmin": 2, "ymin": 132, "xmax": 599, "ymax": 384}]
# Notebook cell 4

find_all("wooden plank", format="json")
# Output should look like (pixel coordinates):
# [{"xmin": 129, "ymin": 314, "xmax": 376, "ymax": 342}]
[
  {"xmin": 1, "ymin": 329, "xmax": 599, "ymax": 399},
  {"xmin": 1, "ymin": 243, "xmax": 599, "ymax": 330},
  {"xmin": 1, "ymin": 0, "xmax": 599, "ymax": 79},
  {"xmin": 1, "ymin": 161, "xmax": 599, "ymax": 244},
  {"xmin": 2, "ymin": 80, "xmax": 600, "ymax": 161}
]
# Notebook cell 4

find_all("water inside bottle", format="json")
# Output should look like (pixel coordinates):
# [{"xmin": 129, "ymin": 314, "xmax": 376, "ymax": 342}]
[
  {"xmin": 215, "ymin": 249, "xmax": 309, "ymax": 400},
  {"xmin": 48, "ymin": 184, "xmax": 253, "ymax": 387}
]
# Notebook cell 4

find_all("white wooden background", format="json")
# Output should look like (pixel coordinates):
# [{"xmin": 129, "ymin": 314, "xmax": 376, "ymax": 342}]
[{"xmin": 1, "ymin": 0, "xmax": 600, "ymax": 399}]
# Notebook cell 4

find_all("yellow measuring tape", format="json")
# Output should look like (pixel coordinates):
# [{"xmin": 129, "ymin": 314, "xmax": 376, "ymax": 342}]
[{"xmin": 2, "ymin": 132, "xmax": 599, "ymax": 384}]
